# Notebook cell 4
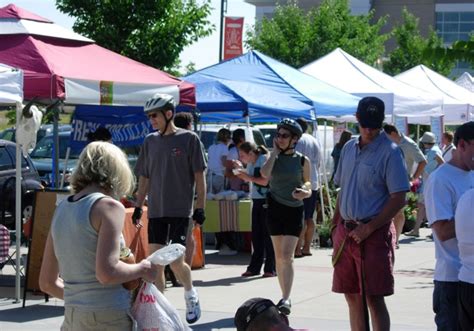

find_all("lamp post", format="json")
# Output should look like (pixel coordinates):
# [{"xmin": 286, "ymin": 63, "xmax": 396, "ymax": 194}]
[{"xmin": 219, "ymin": 0, "xmax": 228, "ymax": 62}]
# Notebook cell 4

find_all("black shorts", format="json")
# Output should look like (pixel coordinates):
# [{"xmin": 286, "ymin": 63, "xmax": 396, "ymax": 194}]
[
  {"xmin": 267, "ymin": 195, "xmax": 304, "ymax": 237},
  {"xmin": 303, "ymin": 190, "xmax": 319, "ymax": 220},
  {"xmin": 148, "ymin": 217, "xmax": 190, "ymax": 246}
]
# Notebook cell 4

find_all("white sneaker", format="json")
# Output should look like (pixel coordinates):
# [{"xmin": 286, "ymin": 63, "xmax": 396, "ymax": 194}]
[
  {"xmin": 218, "ymin": 244, "xmax": 237, "ymax": 256},
  {"xmin": 185, "ymin": 290, "xmax": 201, "ymax": 324}
]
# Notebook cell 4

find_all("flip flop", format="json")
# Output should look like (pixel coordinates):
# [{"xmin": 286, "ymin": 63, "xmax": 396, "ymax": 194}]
[
  {"xmin": 294, "ymin": 253, "xmax": 303, "ymax": 258},
  {"xmin": 302, "ymin": 252, "xmax": 313, "ymax": 256}
]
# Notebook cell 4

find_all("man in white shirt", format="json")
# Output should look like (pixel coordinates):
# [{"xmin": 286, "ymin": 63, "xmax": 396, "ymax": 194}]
[
  {"xmin": 424, "ymin": 121, "xmax": 474, "ymax": 331},
  {"xmin": 207, "ymin": 128, "xmax": 231, "ymax": 193},
  {"xmin": 294, "ymin": 118, "xmax": 322, "ymax": 257},
  {"xmin": 455, "ymin": 188, "xmax": 474, "ymax": 330}
]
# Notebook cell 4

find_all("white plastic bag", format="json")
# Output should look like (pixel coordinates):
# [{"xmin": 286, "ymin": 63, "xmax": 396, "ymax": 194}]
[
  {"xmin": 132, "ymin": 282, "xmax": 189, "ymax": 331},
  {"xmin": 147, "ymin": 243, "xmax": 186, "ymax": 266}
]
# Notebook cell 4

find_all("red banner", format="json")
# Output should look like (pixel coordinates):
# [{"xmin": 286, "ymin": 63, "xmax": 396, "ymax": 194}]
[{"xmin": 224, "ymin": 16, "xmax": 244, "ymax": 60}]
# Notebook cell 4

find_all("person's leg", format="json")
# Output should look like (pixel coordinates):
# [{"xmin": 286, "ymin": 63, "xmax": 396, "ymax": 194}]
[
  {"xmin": 245, "ymin": 200, "xmax": 265, "ymax": 275},
  {"xmin": 458, "ymin": 281, "xmax": 474, "ymax": 331},
  {"xmin": 302, "ymin": 218, "xmax": 315, "ymax": 255},
  {"xmin": 271, "ymin": 235, "xmax": 299, "ymax": 300},
  {"xmin": 407, "ymin": 202, "xmax": 425, "ymax": 236},
  {"xmin": 148, "ymin": 243, "xmax": 166, "ymax": 292},
  {"xmin": 294, "ymin": 226, "xmax": 305, "ymax": 257},
  {"xmin": 170, "ymin": 254, "xmax": 193, "ymax": 291},
  {"xmin": 345, "ymin": 294, "xmax": 366, "ymax": 331},
  {"xmin": 433, "ymin": 280, "xmax": 459, "ymax": 331},
  {"xmin": 184, "ymin": 220, "xmax": 195, "ymax": 267},
  {"xmin": 393, "ymin": 209, "xmax": 405, "ymax": 245},
  {"xmin": 367, "ymin": 295, "xmax": 390, "ymax": 331}
]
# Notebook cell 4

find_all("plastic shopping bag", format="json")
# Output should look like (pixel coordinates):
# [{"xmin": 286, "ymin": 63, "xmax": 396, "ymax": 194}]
[
  {"xmin": 131, "ymin": 282, "xmax": 189, "ymax": 331},
  {"xmin": 147, "ymin": 243, "xmax": 186, "ymax": 266}
]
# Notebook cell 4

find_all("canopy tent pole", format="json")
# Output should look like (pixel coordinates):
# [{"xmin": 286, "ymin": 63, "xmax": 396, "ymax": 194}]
[
  {"xmin": 322, "ymin": 121, "xmax": 333, "ymax": 217},
  {"xmin": 14, "ymin": 101, "xmax": 22, "ymax": 303},
  {"xmin": 60, "ymin": 147, "xmax": 71, "ymax": 189}
]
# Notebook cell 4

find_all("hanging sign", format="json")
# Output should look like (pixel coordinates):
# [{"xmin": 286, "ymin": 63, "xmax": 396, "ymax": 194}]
[{"xmin": 223, "ymin": 17, "xmax": 244, "ymax": 60}]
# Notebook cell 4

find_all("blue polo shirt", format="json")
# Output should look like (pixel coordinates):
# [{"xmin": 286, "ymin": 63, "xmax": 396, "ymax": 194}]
[{"xmin": 334, "ymin": 132, "xmax": 409, "ymax": 222}]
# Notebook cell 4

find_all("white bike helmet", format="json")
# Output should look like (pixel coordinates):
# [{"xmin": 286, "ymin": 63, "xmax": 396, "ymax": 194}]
[{"xmin": 144, "ymin": 93, "xmax": 175, "ymax": 115}]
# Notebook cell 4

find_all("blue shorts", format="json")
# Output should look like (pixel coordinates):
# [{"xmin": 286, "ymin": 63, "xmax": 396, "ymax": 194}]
[{"xmin": 303, "ymin": 190, "xmax": 319, "ymax": 220}]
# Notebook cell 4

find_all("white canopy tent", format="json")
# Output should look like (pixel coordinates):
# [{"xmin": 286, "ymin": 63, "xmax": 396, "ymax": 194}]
[
  {"xmin": 396, "ymin": 65, "xmax": 474, "ymax": 124},
  {"xmin": 0, "ymin": 63, "xmax": 24, "ymax": 303},
  {"xmin": 300, "ymin": 48, "xmax": 444, "ymax": 123},
  {"xmin": 456, "ymin": 72, "xmax": 474, "ymax": 93}
]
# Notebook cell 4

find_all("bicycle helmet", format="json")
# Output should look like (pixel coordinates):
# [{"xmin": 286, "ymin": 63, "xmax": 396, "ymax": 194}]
[
  {"xmin": 144, "ymin": 93, "xmax": 175, "ymax": 115},
  {"xmin": 277, "ymin": 118, "xmax": 303, "ymax": 139}
]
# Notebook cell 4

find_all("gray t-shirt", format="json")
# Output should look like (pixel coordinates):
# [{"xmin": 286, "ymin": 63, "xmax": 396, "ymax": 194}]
[
  {"xmin": 398, "ymin": 134, "xmax": 426, "ymax": 177},
  {"xmin": 335, "ymin": 132, "xmax": 409, "ymax": 221},
  {"xmin": 296, "ymin": 133, "xmax": 321, "ymax": 190},
  {"xmin": 135, "ymin": 129, "xmax": 207, "ymax": 218}
]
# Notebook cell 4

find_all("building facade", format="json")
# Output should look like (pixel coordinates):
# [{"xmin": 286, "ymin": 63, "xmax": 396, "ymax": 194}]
[{"xmin": 244, "ymin": 0, "xmax": 474, "ymax": 75}]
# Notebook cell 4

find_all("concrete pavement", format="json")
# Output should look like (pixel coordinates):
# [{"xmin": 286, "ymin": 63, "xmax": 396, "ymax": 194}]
[{"xmin": 0, "ymin": 228, "xmax": 437, "ymax": 330}]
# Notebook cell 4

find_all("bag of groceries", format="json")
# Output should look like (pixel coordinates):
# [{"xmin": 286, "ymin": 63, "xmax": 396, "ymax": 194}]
[{"xmin": 131, "ymin": 281, "xmax": 189, "ymax": 331}]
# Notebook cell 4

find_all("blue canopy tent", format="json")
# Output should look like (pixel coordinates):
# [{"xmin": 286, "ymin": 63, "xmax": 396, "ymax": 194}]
[{"xmin": 184, "ymin": 50, "xmax": 361, "ymax": 122}]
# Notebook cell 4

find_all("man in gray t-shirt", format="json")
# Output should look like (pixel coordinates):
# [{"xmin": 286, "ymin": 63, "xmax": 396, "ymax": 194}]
[
  {"xmin": 132, "ymin": 93, "xmax": 207, "ymax": 325},
  {"xmin": 383, "ymin": 124, "xmax": 426, "ymax": 246}
]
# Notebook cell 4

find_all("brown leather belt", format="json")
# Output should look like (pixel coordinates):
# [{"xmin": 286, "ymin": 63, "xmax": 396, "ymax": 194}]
[{"xmin": 341, "ymin": 218, "xmax": 372, "ymax": 231}]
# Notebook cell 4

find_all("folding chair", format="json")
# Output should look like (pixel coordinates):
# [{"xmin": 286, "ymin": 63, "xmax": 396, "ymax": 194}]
[{"xmin": 0, "ymin": 224, "xmax": 24, "ymax": 276}]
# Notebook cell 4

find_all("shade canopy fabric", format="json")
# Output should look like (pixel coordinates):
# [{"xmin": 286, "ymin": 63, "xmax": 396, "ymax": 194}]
[
  {"xmin": 300, "ymin": 48, "xmax": 443, "ymax": 122},
  {"xmin": 185, "ymin": 50, "xmax": 361, "ymax": 121},
  {"xmin": 396, "ymin": 65, "xmax": 474, "ymax": 124},
  {"xmin": 456, "ymin": 72, "xmax": 474, "ymax": 93},
  {"xmin": 0, "ymin": 62, "xmax": 22, "ymax": 104},
  {"xmin": 0, "ymin": 4, "xmax": 194, "ymax": 107}
]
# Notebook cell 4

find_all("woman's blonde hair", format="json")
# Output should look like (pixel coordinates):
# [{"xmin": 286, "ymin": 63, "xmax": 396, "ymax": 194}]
[{"xmin": 71, "ymin": 142, "xmax": 135, "ymax": 198}]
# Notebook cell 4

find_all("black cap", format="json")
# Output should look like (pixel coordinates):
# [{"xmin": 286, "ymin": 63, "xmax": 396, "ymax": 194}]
[
  {"xmin": 454, "ymin": 121, "xmax": 474, "ymax": 147},
  {"xmin": 234, "ymin": 298, "xmax": 276, "ymax": 331},
  {"xmin": 356, "ymin": 97, "xmax": 385, "ymax": 129}
]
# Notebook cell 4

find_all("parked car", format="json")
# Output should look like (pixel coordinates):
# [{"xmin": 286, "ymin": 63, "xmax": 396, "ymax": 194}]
[
  {"xmin": 196, "ymin": 123, "xmax": 267, "ymax": 151},
  {"xmin": 0, "ymin": 139, "xmax": 42, "ymax": 230},
  {"xmin": 0, "ymin": 124, "xmax": 72, "ymax": 144},
  {"xmin": 29, "ymin": 131, "xmax": 80, "ymax": 188},
  {"xmin": 30, "ymin": 132, "xmax": 141, "ymax": 188},
  {"xmin": 255, "ymin": 124, "xmax": 277, "ymax": 148}
]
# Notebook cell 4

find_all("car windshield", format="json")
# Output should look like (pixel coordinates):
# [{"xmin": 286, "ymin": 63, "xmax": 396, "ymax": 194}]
[
  {"xmin": 199, "ymin": 131, "xmax": 218, "ymax": 151},
  {"xmin": 30, "ymin": 135, "xmax": 80, "ymax": 159}
]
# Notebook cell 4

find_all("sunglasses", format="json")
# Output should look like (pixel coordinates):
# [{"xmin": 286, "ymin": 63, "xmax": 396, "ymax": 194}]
[
  {"xmin": 276, "ymin": 132, "xmax": 291, "ymax": 139},
  {"xmin": 147, "ymin": 112, "xmax": 159, "ymax": 119}
]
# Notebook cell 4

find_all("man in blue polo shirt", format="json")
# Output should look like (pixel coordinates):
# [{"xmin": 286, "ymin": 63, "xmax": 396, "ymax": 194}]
[{"xmin": 331, "ymin": 97, "xmax": 409, "ymax": 330}]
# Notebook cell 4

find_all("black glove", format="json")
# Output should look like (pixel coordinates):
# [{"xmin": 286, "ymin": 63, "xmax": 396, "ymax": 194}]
[
  {"xmin": 193, "ymin": 208, "xmax": 206, "ymax": 225},
  {"xmin": 132, "ymin": 207, "xmax": 143, "ymax": 225}
]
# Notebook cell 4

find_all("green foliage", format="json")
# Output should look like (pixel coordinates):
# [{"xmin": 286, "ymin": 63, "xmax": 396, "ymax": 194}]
[
  {"xmin": 55, "ymin": 0, "xmax": 214, "ymax": 72},
  {"xmin": 424, "ymin": 35, "xmax": 474, "ymax": 67},
  {"xmin": 245, "ymin": 0, "xmax": 389, "ymax": 68},
  {"xmin": 384, "ymin": 8, "xmax": 455, "ymax": 76}
]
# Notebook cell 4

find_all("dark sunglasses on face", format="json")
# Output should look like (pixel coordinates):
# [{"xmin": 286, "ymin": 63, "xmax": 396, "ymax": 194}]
[
  {"xmin": 147, "ymin": 112, "xmax": 159, "ymax": 119},
  {"xmin": 276, "ymin": 132, "xmax": 291, "ymax": 139}
]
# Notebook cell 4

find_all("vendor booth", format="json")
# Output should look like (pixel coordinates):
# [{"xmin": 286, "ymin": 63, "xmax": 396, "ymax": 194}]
[
  {"xmin": 300, "ymin": 48, "xmax": 444, "ymax": 123},
  {"xmin": 0, "ymin": 62, "xmax": 24, "ymax": 303},
  {"xmin": 396, "ymin": 65, "xmax": 474, "ymax": 124}
]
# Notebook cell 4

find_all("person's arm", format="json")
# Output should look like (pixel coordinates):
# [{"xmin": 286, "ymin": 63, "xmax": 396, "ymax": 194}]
[
  {"xmin": 292, "ymin": 156, "xmax": 312, "ymax": 200},
  {"xmin": 135, "ymin": 176, "xmax": 149, "ymax": 208},
  {"xmin": 261, "ymin": 138, "xmax": 280, "ymax": 179},
  {"xmin": 194, "ymin": 170, "xmax": 206, "ymax": 210},
  {"xmin": 348, "ymin": 191, "xmax": 406, "ymax": 243},
  {"xmin": 435, "ymin": 154, "xmax": 445, "ymax": 166},
  {"xmin": 236, "ymin": 171, "xmax": 269, "ymax": 186},
  {"xmin": 95, "ymin": 198, "xmax": 156, "ymax": 284},
  {"xmin": 39, "ymin": 232, "xmax": 64, "ymax": 299},
  {"xmin": 412, "ymin": 160, "xmax": 426, "ymax": 180},
  {"xmin": 431, "ymin": 219, "xmax": 455, "ymax": 242}
]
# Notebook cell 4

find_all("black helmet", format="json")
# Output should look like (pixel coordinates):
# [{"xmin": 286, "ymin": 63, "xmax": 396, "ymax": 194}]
[{"xmin": 277, "ymin": 118, "xmax": 302, "ymax": 139}]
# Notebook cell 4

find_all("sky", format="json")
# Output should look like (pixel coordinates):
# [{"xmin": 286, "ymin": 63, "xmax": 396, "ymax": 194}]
[{"xmin": 0, "ymin": 0, "xmax": 256, "ymax": 71}]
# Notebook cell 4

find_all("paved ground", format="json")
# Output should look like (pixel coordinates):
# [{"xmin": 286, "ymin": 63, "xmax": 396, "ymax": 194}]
[{"xmin": 0, "ymin": 228, "xmax": 436, "ymax": 330}]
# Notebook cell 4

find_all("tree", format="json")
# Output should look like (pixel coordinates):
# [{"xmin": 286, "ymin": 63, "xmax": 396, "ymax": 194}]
[
  {"xmin": 55, "ymin": 0, "xmax": 214, "ymax": 72},
  {"xmin": 245, "ymin": 0, "xmax": 389, "ymax": 68},
  {"xmin": 384, "ymin": 8, "xmax": 455, "ymax": 76},
  {"xmin": 424, "ymin": 35, "xmax": 474, "ymax": 69}
]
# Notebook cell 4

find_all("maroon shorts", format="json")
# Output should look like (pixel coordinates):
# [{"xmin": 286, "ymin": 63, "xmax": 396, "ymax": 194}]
[{"xmin": 332, "ymin": 216, "xmax": 396, "ymax": 296}]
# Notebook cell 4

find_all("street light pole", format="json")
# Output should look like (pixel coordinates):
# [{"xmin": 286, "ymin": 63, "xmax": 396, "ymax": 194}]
[{"xmin": 219, "ymin": 0, "xmax": 227, "ymax": 62}]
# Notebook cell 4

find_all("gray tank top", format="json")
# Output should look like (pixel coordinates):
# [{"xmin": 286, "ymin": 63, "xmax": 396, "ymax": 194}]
[
  {"xmin": 51, "ymin": 192, "xmax": 130, "ymax": 310},
  {"xmin": 270, "ymin": 152, "xmax": 304, "ymax": 207}
]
